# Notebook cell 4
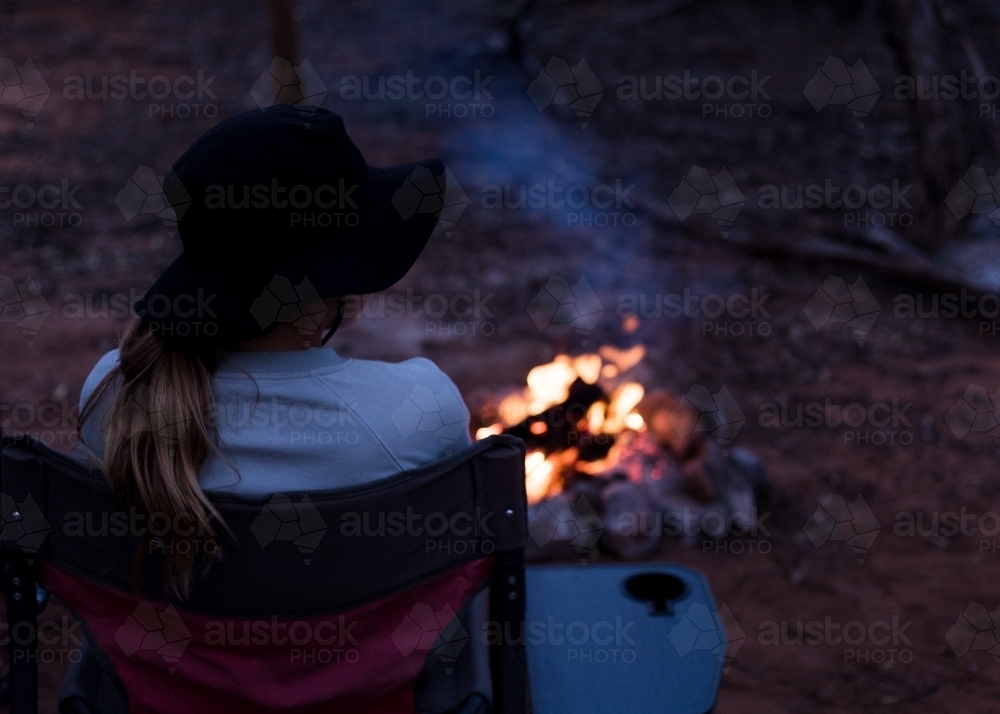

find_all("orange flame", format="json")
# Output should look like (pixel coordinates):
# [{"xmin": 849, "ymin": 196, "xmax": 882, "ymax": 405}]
[{"xmin": 477, "ymin": 346, "xmax": 650, "ymax": 500}]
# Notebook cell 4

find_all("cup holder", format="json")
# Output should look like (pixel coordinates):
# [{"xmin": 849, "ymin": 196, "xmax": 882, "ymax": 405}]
[{"xmin": 623, "ymin": 572, "xmax": 687, "ymax": 615}]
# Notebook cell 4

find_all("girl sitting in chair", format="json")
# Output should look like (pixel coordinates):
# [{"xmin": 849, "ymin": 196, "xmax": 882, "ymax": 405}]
[{"xmin": 79, "ymin": 105, "xmax": 471, "ymax": 596}]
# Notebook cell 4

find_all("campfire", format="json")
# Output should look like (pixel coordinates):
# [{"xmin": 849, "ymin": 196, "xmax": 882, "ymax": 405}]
[{"xmin": 474, "ymin": 346, "xmax": 764, "ymax": 560}]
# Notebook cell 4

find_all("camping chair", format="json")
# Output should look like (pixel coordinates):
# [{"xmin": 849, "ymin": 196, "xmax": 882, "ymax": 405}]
[
  {"xmin": 0, "ymin": 433, "xmax": 528, "ymax": 714},
  {"xmin": 0, "ymin": 433, "xmax": 726, "ymax": 713}
]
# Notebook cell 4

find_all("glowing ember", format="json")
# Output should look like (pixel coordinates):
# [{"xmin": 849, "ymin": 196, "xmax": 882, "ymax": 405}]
[
  {"xmin": 524, "ymin": 447, "xmax": 580, "ymax": 503},
  {"xmin": 491, "ymin": 349, "xmax": 643, "ymax": 429},
  {"xmin": 573, "ymin": 354, "xmax": 602, "ymax": 384},
  {"xmin": 477, "ymin": 345, "xmax": 656, "ymax": 501},
  {"xmin": 529, "ymin": 421, "xmax": 548, "ymax": 435},
  {"xmin": 526, "ymin": 356, "xmax": 577, "ymax": 414},
  {"xmin": 600, "ymin": 382, "xmax": 645, "ymax": 434},
  {"xmin": 475, "ymin": 423, "xmax": 503, "ymax": 440},
  {"xmin": 599, "ymin": 345, "xmax": 645, "ymax": 372}
]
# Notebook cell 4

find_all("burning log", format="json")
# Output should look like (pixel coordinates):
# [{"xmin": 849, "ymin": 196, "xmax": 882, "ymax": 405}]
[
  {"xmin": 480, "ymin": 349, "xmax": 767, "ymax": 561},
  {"xmin": 504, "ymin": 379, "xmax": 612, "ymax": 463}
]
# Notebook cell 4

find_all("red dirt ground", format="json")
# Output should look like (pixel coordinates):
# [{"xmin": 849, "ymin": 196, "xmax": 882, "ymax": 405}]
[{"xmin": 1, "ymin": 0, "xmax": 999, "ymax": 711}]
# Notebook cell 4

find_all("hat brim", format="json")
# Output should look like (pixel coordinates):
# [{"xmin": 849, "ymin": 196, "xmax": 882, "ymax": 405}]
[{"xmin": 135, "ymin": 158, "xmax": 445, "ymax": 343}]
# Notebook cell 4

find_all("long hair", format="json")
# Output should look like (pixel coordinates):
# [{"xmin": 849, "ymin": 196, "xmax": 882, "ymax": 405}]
[{"xmin": 81, "ymin": 317, "xmax": 223, "ymax": 598}]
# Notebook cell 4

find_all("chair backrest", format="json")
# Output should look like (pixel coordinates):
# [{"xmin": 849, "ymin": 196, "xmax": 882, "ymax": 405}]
[{"xmin": 0, "ymin": 433, "xmax": 528, "ymax": 714}]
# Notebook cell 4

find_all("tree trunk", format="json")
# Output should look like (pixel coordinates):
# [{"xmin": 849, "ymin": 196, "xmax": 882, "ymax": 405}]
[
  {"xmin": 880, "ymin": 0, "xmax": 969, "ymax": 254},
  {"xmin": 266, "ymin": 0, "xmax": 298, "ymax": 65}
]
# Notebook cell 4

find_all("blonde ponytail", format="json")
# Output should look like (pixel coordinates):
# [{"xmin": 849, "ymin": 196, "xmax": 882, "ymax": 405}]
[{"xmin": 82, "ymin": 318, "xmax": 223, "ymax": 597}]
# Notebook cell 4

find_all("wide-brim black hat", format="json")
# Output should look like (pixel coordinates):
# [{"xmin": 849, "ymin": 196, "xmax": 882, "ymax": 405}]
[{"xmin": 134, "ymin": 105, "xmax": 448, "ymax": 343}]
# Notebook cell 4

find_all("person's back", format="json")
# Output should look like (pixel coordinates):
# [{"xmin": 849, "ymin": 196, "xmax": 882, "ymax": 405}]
[
  {"xmin": 71, "ymin": 105, "xmax": 472, "ymax": 714},
  {"xmin": 80, "ymin": 347, "xmax": 470, "ymax": 494}
]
